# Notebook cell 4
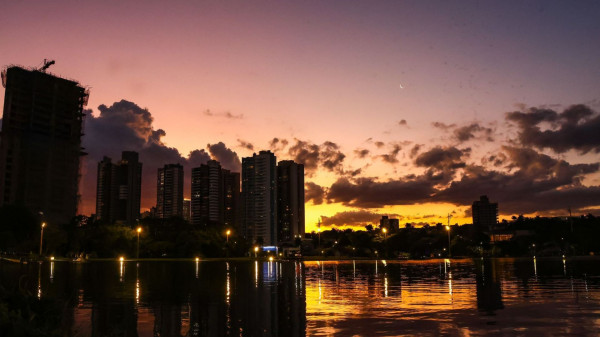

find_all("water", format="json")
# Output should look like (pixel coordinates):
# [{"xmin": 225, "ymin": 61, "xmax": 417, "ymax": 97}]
[{"xmin": 1, "ymin": 258, "xmax": 599, "ymax": 336}]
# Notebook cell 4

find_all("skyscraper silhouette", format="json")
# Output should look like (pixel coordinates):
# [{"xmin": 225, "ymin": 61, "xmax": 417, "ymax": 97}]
[
  {"xmin": 157, "ymin": 164, "xmax": 184, "ymax": 219},
  {"xmin": 95, "ymin": 151, "xmax": 142, "ymax": 225},
  {"xmin": 277, "ymin": 160, "xmax": 305, "ymax": 243},
  {"xmin": 0, "ymin": 65, "xmax": 88, "ymax": 224},
  {"xmin": 242, "ymin": 151, "xmax": 277, "ymax": 245}
]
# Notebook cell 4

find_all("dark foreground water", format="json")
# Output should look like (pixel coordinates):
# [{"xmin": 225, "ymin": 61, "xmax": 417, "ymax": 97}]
[{"xmin": 1, "ymin": 258, "xmax": 600, "ymax": 336}]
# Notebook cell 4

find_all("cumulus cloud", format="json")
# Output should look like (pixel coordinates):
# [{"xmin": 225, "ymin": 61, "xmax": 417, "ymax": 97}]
[
  {"xmin": 287, "ymin": 139, "xmax": 345, "ymax": 174},
  {"xmin": 327, "ymin": 177, "xmax": 436, "ymax": 208},
  {"xmin": 414, "ymin": 146, "xmax": 468, "ymax": 170},
  {"xmin": 305, "ymin": 182, "xmax": 326, "ymax": 205},
  {"xmin": 506, "ymin": 104, "xmax": 600, "ymax": 153},
  {"xmin": 80, "ymin": 100, "xmax": 231, "ymax": 215},
  {"xmin": 207, "ymin": 142, "xmax": 241, "ymax": 172},
  {"xmin": 453, "ymin": 123, "xmax": 494, "ymax": 142},
  {"xmin": 398, "ymin": 119, "xmax": 408, "ymax": 127},
  {"xmin": 269, "ymin": 137, "xmax": 289, "ymax": 153}
]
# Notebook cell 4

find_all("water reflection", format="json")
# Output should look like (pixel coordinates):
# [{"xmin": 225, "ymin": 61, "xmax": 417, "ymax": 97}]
[{"xmin": 2, "ymin": 258, "xmax": 600, "ymax": 336}]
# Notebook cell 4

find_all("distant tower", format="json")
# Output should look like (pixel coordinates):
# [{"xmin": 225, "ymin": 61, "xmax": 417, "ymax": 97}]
[
  {"xmin": 95, "ymin": 151, "xmax": 142, "ymax": 225},
  {"xmin": 0, "ymin": 65, "xmax": 89, "ymax": 224},
  {"xmin": 277, "ymin": 160, "xmax": 305, "ymax": 243},
  {"xmin": 157, "ymin": 164, "xmax": 184, "ymax": 219},
  {"xmin": 242, "ymin": 151, "xmax": 277, "ymax": 245},
  {"xmin": 472, "ymin": 195, "xmax": 498, "ymax": 232}
]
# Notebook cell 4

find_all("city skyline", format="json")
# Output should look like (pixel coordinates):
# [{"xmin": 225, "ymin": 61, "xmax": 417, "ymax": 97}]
[{"xmin": 1, "ymin": 1, "xmax": 600, "ymax": 231}]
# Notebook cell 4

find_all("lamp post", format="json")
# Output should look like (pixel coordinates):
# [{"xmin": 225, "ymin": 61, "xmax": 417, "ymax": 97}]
[
  {"xmin": 382, "ymin": 227, "xmax": 387, "ymax": 240},
  {"xmin": 445, "ymin": 225, "xmax": 451, "ymax": 258},
  {"xmin": 254, "ymin": 246, "xmax": 259, "ymax": 258},
  {"xmin": 136, "ymin": 227, "xmax": 142, "ymax": 259},
  {"xmin": 39, "ymin": 222, "xmax": 46, "ymax": 257},
  {"xmin": 226, "ymin": 229, "xmax": 231, "ymax": 243}
]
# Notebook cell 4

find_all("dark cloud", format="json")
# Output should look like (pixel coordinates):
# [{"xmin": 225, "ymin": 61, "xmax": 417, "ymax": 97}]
[
  {"xmin": 203, "ymin": 109, "xmax": 244, "ymax": 119},
  {"xmin": 237, "ymin": 139, "xmax": 254, "ymax": 151},
  {"xmin": 288, "ymin": 139, "xmax": 345, "ymax": 174},
  {"xmin": 327, "ymin": 177, "xmax": 436, "ymax": 208},
  {"xmin": 305, "ymin": 182, "xmax": 326, "ymax": 205},
  {"xmin": 321, "ymin": 210, "xmax": 396, "ymax": 227},
  {"xmin": 453, "ymin": 123, "xmax": 494, "ymax": 142},
  {"xmin": 379, "ymin": 144, "xmax": 402, "ymax": 164},
  {"xmin": 409, "ymin": 144, "xmax": 422, "ymax": 159},
  {"xmin": 81, "ymin": 100, "xmax": 201, "ymax": 214},
  {"xmin": 354, "ymin": 148, "xmax": 370, "ymax": 159},
  {"xmin": 414, "ymin": 146, "xmax": 468, "ymax": 170},
  {"xmin": 269, "ymin": 137, "xmax": 289, "ymax": 153},
  {"xmin": 506, "ymin": 104, "xmax": 600, "ymax": 153},
  {"xmin": 207, "ymin": 142, "xmax": 241, "ymax": 172},
  {"xmin": 432, "ymin": 122, "xmax": 456, "ymax": 130},
  {"xmin": 80, "ymin": 100, "xmax": 239, "ymax": 215},
  {"xmin": 374, "ymin": 141, "xmax": 385, "ymax": 148},
  {"xmin": 398, "ymin": 119, "xmax": 408, "ymax": 127}
]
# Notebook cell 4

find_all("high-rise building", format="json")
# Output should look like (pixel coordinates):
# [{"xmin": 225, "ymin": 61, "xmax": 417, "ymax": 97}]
[
  {"xmin": 95, "ymin": 151, "xmax": 142, "ymax": 225},
  {"xmin": 379, "ymin": 215, "xmax": 400, "ymax": 231},
  {"xmin": 277, "ymin": 160, "xmax": 304, "ymax": 243},
  {"xmin": 157, "ymin": 164, "xmax": 184, "ymax": 219},
  {"xmin": 183, "ymin": 199, "xmax": 191, "ymax": 222},
  {"xmin": 472, "ymin": 195, "xmax": 498, "ymax": 232},
  {"xmin": 242, "ymin": 151, "xmax": 277, "ymax": 245},
  {"xmin": 191, "ymin": 160, "xmax": 239, "ymax": 228},
  {"xmin": 0, "ymin": 65, "xmax": 89, "ymax": 225},
  {"xmin": 223, "ymin": 170, "xmax": 240, "ymax": 229}
]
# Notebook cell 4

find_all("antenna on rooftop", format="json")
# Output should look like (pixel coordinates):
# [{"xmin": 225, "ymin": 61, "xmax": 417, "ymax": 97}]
[{"xmin": 40, "ymin": 59, "xmax": 55, "ymax": 72}]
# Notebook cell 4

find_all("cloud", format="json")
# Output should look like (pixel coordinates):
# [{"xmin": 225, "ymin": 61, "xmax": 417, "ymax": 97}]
[
  {"xmin": 305, "ymin": 182, "xmax": 326, "ymax": 205},
  {"xmin": 207, "ymin": 142, "xmax": 241, "ymax": 172},
  {"xmin": 321, "ymin": 210, "xmax": 394, "ymax": 227},
  {"xmin": 398, "ymin": 119, "xmax": 408, "ymax": 127},
  {"xmin": 506, "ymin": 104, "xmax": 600, "ymax": 153},
  {"xmin": 237, "ymin": 139, "xmax": 254, "ymax": 151},
  {"xmin": 453, "ymin": 123, "xmax": 494, "ymax": 142},
  {"xmin": 79, "ymin": 100, "xmax": 231, "ymax": 215},
  {"xmin": 327, "ymin": 177, "xmax": 436, "ymax": 208},
  {"xmin": 378, "ymin": 144, "xmax": 402, "ymax": 164},
  {"xmin": 203, "ymin": 109, "xmax": 244, "ymax": 119},
  {"xmin": 414, "ymin": 146, "xmax": 468, "ymax": 170},
  {"xmin": 354, "ymin": 148, "xmax": 370, "ymax": 159},
  {"xmin": 287, "ymin": 139, "xmax": 345, "ymax": 174},
  {"xmin": 432, "ymin": 122, "xmax": 456, "ymax": 130},
  {"xmin": 269, "ymin": 137, "xmax": 289, "ymax": 153}
]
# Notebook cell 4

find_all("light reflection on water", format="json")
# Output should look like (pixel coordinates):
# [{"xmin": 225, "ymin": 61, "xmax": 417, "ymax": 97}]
[{"xmin": 1, "ymin": 258, "xmax": 600, "ymax": 336}]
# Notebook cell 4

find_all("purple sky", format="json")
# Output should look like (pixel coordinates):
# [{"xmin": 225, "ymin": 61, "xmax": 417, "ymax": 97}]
[{"xmin": 2, "ymin": 1, "xmax": 599, "ymax": 229}]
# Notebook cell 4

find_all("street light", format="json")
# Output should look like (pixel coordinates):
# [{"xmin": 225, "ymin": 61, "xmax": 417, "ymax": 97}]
[
  {"xmin": 445, "ymin": 225, "xmax": 451, "ymax": 258},
  {"xmin": 382, "ymin": 227, "xmax": 387, "ymax": 239},
  {"xmin": 226, "ymin": 229, "xmax": 231, "ymax": 243},
  {"xmin": 254, "ymin": 246, "xmax": 259, "ymax": 258},
  {"xmin": 39, "ymin": 222, "xmax": 46, "ymax": 257},
  {"xmin": 136, "ymin": 227, "xmax": 142, "ymax": 259}
]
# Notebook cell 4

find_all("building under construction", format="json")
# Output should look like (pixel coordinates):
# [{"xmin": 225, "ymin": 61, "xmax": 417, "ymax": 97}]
[{"xmin": 0, "ymin": 63, "xmax": 89, "ymax": 225}]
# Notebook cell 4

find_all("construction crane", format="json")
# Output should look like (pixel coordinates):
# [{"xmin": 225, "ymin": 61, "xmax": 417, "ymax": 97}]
[{"xmin": 40, "ymin": 59, "xmax": 55, "ymax": 72}]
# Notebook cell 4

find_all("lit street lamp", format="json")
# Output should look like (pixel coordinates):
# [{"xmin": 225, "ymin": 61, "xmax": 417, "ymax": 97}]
[
  {"xmin": 39, "ymin": 222, "xmax": 46, "ymax": 257},
  {"xmin": 226, "ymin": 229, "xmax": 231, "ymax": 243},
  {"xmin": 382, "ymin": 227, "xmax": 387, "ymax": 240},
  {"xmin": 254, "ymin": 246, "xmax": 259, "ymax": 258},
  {"xmin": 445, "ymin": 225, "xmax": 451, "ymax": 258},
  {"xmin": 136, "ymin": 227, "xmax": 142, "ymax": 259}
]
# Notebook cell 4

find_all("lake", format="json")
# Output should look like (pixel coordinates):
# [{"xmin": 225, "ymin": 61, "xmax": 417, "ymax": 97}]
[{"xmin": 1, "ymin": 258, "xmax": 599, "ymax": 336}]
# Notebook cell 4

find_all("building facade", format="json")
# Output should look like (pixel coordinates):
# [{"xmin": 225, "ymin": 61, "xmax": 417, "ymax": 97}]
[
  {"xmin": 157, "ymin": 164, "xmax": 184, "ymax": 219},
  {"xmin": 472, "ymin": 195, "xmax": 498, "ymax": 232},
  {"xmin": 95, "ymin": 151, "xmax": 142, "ymax": 225},
  {"xmin": 0, "ymin": 66, "xmax": 88, "ymax": 224},
  {"xmin": 191, "ymin": 160, "xmax": 239, "ymax": 228},
  {"xmin": 277, "ymin": 160, "xmax": 305, "ymax": 243},
  {"xmin": 242, "ymin": 151, "xmax": 277, "ymax": 245}
]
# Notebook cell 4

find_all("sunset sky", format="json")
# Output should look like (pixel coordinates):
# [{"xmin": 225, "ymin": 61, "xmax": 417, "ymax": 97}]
[{"xmin": 2, "ymin": 1, "xmax": 599, "ymax": 231}]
